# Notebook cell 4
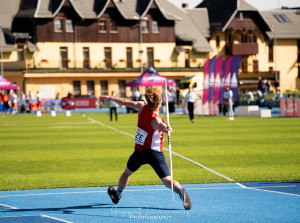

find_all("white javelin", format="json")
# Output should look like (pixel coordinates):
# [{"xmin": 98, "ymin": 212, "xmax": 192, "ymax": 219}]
[{"xmin": 164, "ymin": 80, "xmax": 174, "ymax": 201}]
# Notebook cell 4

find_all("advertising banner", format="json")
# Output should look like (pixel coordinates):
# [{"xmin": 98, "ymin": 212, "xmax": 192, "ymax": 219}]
[
  {"xmin": 294, "ymin": 99, "xmax": 300, "ymax": 117},
  {"xmin": 208, "ymin": 56, "xmax": 217, "ymax": 115},
  {"xmin": 280, "ymin": 99, "xmax": 286, "ymax": 117},
  {"xmin": 202, "ymin": 59, "xmax": 210, "ymax": 115},
  {"xmin": 213, "ymin": 56, "xmax": 223, "ymax": 115},
  {"xmin": 222, "ymin": 56, "xmax": 233, "ymax": 105},
  {"xmin": 219, "ymin": 57, "xmax": 228, "ymax": 106},
  {"xmin": 230, "ymin": 55, "xmax": 241, "ymax": 104},
  {"xmin": 285, "ymin": 99, "xmax": 294, "ymax": 117}
]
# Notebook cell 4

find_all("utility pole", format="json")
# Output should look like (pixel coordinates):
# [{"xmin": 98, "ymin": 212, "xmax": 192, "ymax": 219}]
[
  {"xmin": 0, "ymin": 26, "xmax": 4, "ymax": 77},
  {"xmin": 139, "ymin": 18, "xmax": 143, "ymax": 74}
]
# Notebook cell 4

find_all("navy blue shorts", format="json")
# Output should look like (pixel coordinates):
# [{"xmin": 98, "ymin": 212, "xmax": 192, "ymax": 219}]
[{"xmin": 127, "ymin": 149, "xmax": 171, "ymax": 178}]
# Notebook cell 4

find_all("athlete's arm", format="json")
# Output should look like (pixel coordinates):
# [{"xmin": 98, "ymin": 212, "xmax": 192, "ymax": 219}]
[
  {"xmin": 151, "ymin": 117, "xmax": 172, "ymax": 133},
  {"xmin": 100, "ymin": 95, "xmax": 145, "ymax": 111}
]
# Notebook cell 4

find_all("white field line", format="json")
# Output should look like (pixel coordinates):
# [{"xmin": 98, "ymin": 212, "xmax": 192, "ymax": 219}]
[
  {"xmin": 0, "ymin": 203, "xmax": 18, "ymax": 209},
  {"xmin": 0, "ymin": 185, "xmax": 298, "ymax": 198},
  {"xmin": 80, "ymin": 118, "xmax": 299, "ymax": 197},
  {"xmin": 88, "ymin": 117, "xmax": 234, "ymax": 182},
  {"xmin": 0, "ymin": 215, "xmax": 72, "ymax": 223},
  {"xmin": 42, "ymin": 215, "xmax": 73, "ymax": 223}
]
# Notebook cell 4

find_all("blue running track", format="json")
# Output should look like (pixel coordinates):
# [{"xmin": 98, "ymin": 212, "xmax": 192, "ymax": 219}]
[{"xmin": 0, "ymin": 182, "xmax": 299, "ymax": 223}]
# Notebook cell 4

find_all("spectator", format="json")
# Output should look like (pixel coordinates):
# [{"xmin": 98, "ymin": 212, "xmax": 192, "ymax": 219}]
[
  {"xmin": 20, "ymin": 92, "xmax": 26, "ymax": 113},
  {"xmin": 167, "ymin": 88, "xmax": 175, "ymax": 113},
  {"xmin": 132, "ymin": 87, "xmax": 140, "ymax": 101},
  {"xmin": 9, "ymin": 90, "xmax": 18, "ymax": 114},
  {"xmin": 2, "ymin": 93, "xmax": 10, "ymax": 114},
  {"xmin": 224, "ymin": 86, "xmax": 234, "ymax": 120},
  {"xmin": 246, "ymin": 90, "xmax": 254, "ymax": 105},
  {"xmin": 256, "ymin": 89, "xmax": 265, "ymax": 107},
  {"xmin": 185, "ymin": 87, "xmax": 197, "ymax": 123},
  {"xmin": 0, "ymin": 92, "xmax": 3, "ymax": 113},
  {"xmin": 28, "ymin": 91, "xmax": 34, "ymax": 102},
  {"xmin": 109, "ymin": 90, "xmax": 118, "ymax": 121},
  {"xmin": 258, "ymin": 77, "xmax": 264, "ymax": 93},
  {"xmin": 274, "ymin": 80, "xmax": 280, "ymax": 94},
  {"xmin": 36, "ymin": 91, "xmax": 42, "ymax": 111}
]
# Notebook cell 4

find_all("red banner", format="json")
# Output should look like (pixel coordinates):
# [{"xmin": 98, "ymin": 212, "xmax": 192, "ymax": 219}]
[
  {"xmin": 285, "ymin": 99, "xmax": 294, "ymax": 117},
  {"xmin": 280, "ymin": 99, "xmax": 286, "ymax": 117},
  {"xmin": 294, "ymin": 99, "xmax": 300, "ymax": 117}
]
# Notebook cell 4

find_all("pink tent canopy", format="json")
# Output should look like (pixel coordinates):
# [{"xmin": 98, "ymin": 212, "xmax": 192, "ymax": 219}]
[
  {"xmin": 0, "ymin": 76, "xmax": 19, "ymax": 90},
  {"xmin": 126, "ymin": 67, "xmax": 176, "ymax": 87}
]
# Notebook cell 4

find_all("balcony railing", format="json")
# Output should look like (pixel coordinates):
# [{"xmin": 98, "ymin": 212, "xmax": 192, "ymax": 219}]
[
  {"xmin": 226, "ymin": 43, "xmax": 258, "ymax": 55},
  {"xmin": 3, "ymin": 61, "xmax": 26, "ymax": 70}
]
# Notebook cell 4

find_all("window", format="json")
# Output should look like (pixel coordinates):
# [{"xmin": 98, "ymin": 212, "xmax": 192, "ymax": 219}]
[
  {"xmin": 268, "ymin": 40, "xmax": 274, "ymax": 63},
  {"xmin": 118, "ymin": 80, "xmax": 126, "ymax": 98},
  {"xmin": 60, "ymin": 47, "xmax": 68, "ymax": 69},
  {"xmin": 100, "ymin": 80, "xmax": 108, "ymax": 95},
  {"xmin": 141, "ymin": 20, "xmax": 149, "ymax": 33},
  {"xmin": 99, "ymin": 20, "xmax": 107, "ymax": 32},
  {"xmin": 152, "ymin": 21, "xmax": 159, "ymax": 33},
  {"xmin": 104, "ymin": 47, "xmax": 112, "ymax": 69},
  {"xmin": 83, "ymin": 47, "xmax": 90, "ymax": 69},
  {"xmin": 228, "ymin": 33, "xmax": 232, "ymax": 43},
  {"xmin": 253, "ymin": 60, "xmax": 259, "ymax": 72},
  {"xmin": 185, "ymin": 49, "xmax": 190, "ymax": 68},
  {"xmin": 54, "ymin": 19, "xmax": 62, "ymax": 31},
  {"xmin": 241, "ymin": 57, "xmax": 248, "ymax": 72},
  {"xmin": 73, "ymin": 81, "xmax": 81, "ymax": 96},
  {"xmin": 17, "ymin": 45, "xmax": 24, "ymax": 61},
  {"xmin": 126, "ymin": 47, "xmax": 133, "ymax": 69},
  {"xmin": 110, "ymin": 20, "xmax": 117, "ymax": 32},
  {"xmin": 216, "ymin": 36, "xmax": 220, "ymax": 47},
  {"xmin": 147, "ymin": 47, "xmax": 154, "ymax": 68},
  {"xmin": 87, "ymin": 81, "xmax": 95, "ymax": 96},
  {"xmin": 66, "ymin": 19, "xmax": 73, "ymax": 32},
  {"xmin": 274, "ymin": 14, "xmax": 290, "ymax": 23}
]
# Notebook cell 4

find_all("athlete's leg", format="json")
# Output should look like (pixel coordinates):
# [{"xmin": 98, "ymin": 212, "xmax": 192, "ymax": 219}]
[
  {"xmin": 117, "ymin": 167, "xmax": 133, "ymax": 196},
  {"xmin": 161, "ymin": 176, "xmax": 182, "ymax": 193}
]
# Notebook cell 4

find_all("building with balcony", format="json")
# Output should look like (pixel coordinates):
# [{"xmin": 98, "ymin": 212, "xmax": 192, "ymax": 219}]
[
  {"xmin": 0, "ymin": 0, "xmax": 299, "ymax": 99},
  {"xmin": 197, "ymin": 0, "xmax": 300, "ymax": 92}
]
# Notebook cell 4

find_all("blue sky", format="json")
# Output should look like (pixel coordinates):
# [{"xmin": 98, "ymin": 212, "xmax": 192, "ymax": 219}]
[{"xmin": 168, "ymin": 0, "xmax": 300, "ymax": 10}]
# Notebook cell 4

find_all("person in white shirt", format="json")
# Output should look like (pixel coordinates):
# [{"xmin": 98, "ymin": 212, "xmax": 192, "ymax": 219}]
[
  {"xmin": 167, "ymin": 88, "xmax": 175, "ymax": 113},
  {"xmin": 9, "ymin": 90, "xmax": 18, "ymax": 114},
  {"xmin": 224, "ymin": 86, "xmax": 234, "ymax": 120},
  {"xmin": 109, "ymin": 91, "xmax": 118, "ymax": 121},
  {"xmin": 185, "ymin": 87, "xmax": 197, "ymax": 123},
  {"xmin": 132, "ymin": 88, "xmax": 140, "ymax": 101},
  {"xmin": 246, "ymin": 90, "xmax": 254, "ymax": 105}
]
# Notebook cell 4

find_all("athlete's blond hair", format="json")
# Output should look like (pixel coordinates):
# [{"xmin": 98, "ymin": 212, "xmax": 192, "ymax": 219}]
[{"xmin": 145, "ymin": 87, "xmax": 161, "ymax": 108}]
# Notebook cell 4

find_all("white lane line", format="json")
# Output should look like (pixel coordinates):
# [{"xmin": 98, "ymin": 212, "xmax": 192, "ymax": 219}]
[
  {"xmin": 0, "ymin": 185, "xmax": 297, "ymax": 198},
  {"xmin": 0, "ymin": 186, "xmax": 246, "ymax": 198},
  {"xmin": 0, "ymin": 203, "xmax": 18, "ymax": 209},
  {"xmin": 241, "ymin": 186, "xmax": 300, "ymax": 197},
  {"xmin": 42, "ymin": 215, "xmax": 73, "ymax": 223},
  {"xmin": 88, "ymin": 117, "xmax": 235, "ymax": 182}
]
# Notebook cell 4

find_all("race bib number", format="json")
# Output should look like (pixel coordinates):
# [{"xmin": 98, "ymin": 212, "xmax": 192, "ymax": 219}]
[{"xmin": 134, "ymin": 127, "xmax": 148, "ymax": 145}]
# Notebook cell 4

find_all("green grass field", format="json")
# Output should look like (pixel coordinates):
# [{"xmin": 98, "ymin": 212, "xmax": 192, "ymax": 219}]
[{"xmin": 0, "ymin": 113, "xmax": 299, "ymax": 191}]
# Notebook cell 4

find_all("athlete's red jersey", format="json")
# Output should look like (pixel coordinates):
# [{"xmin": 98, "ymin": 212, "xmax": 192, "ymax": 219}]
[{"xmin": 134, "ymin": 104, "xmax": 164, "ymax": 152}]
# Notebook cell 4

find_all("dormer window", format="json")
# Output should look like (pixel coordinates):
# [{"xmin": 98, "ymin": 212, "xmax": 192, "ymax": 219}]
[
  {"xmin": 66, "ymin": 19, "xmax": 73, "ymax": 32},
  {"xmin": 141, "ymin": 20, "xmax": 149, "ymax": 33},
  {"xmin": 54, "ymin": 19, "xmax": 62, "ymax": 32},
  {"xmin": 99, "ymin": 20, "xmax": 107, "ymax": 32},
  {"xmin": 274, "ymin": 14, "xmax": 290, "ymax": 23},
  {"xmin": 152, "ymin": 21, "xmax": 159, "ymax": 33},
  {"xmin": 110, "ymin": 20, "xmax": 117, "ymax": 32}
]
